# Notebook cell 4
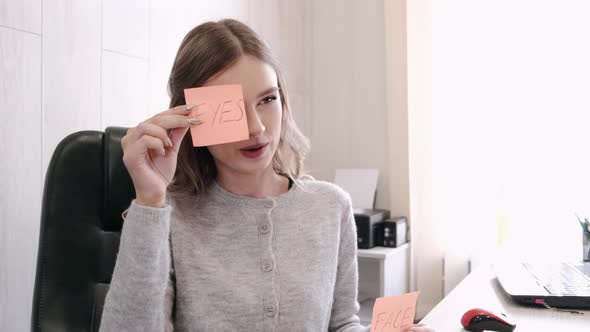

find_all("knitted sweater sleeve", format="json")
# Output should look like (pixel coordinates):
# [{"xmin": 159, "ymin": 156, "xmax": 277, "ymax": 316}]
[
  {"xmin": 99, "ymin": 200, "xmax": 175, "ymax": 331},
  {"xmin": 329, "ymin": 197, "xmax": 371, "ymax": 332}
]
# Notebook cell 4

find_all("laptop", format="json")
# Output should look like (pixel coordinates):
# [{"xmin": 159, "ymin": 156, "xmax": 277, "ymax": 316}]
[{"xmin": 495, "ymin": 261, "xmax": 590, "ymax": 309}]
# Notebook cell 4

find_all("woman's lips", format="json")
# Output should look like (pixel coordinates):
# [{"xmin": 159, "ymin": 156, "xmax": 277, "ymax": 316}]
[
  {"xmin": 241, "ymin": 143, "xmax": 267, "ymax": 150},
  {"xmin": 239, "ymin": 143, "xmax": 269, "ymax": 159}
]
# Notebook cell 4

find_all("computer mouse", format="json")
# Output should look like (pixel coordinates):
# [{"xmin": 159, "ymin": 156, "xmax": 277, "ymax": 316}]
[{"xmin": 460, "ymin": 308, "xmax": 516, "ymax": 332}]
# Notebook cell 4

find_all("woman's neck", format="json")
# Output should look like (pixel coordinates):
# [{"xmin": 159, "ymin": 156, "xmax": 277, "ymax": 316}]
[{"xmin": 215, "ymin": 167, "xmax": 289, "ymax": 199}]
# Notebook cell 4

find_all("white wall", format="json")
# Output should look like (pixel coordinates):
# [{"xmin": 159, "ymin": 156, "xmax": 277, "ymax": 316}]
[
  {"xmin": 0, "ymin": 14, "xmax": 42, "ymax": 331},
  {"xmin": 0, "ymin": 1, "xmax": 44, "ymax": 329},
  {"xmin": 405, "ymin": 0, "xmax": 442, "ymax": 318},
  {"xmin": 307, "ymin": 0, "xmax": 390, "ymax": 210}
]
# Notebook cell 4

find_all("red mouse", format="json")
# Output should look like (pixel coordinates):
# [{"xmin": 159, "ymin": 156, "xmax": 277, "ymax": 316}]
[{"xmin": 461, "ymin": 308, "xmax": 516, "ymax": 332}]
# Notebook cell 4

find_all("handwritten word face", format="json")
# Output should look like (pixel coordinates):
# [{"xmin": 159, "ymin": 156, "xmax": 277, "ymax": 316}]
[
  {"xmin": 374, "ymin": 307, "xmax": 413, "ymax": 332},
  {"xmin": 370, "ymin": 293, "xmax": 419, "ymax": 332}
]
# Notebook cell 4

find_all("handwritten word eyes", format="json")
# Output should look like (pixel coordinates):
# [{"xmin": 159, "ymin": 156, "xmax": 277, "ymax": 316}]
[{"xmin": 195, "ymin": 99, "xmax": 245, "ymax": 127}]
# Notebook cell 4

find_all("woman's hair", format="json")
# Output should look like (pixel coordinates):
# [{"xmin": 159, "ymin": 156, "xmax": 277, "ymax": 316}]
[{"xmin": 167, "ymin": 19, "xmax": 310, "ymax": 196}]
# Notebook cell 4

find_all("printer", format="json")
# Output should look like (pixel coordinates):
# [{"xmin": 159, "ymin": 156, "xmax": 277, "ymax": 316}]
[{"xmin": 353, "ymin": 208, "xmax": 390, "ymax": 249}]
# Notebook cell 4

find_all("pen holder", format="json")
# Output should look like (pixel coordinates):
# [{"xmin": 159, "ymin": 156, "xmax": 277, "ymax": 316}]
[{"xmin": 583, "ymin": 231, "xmax": 590, "ymax": 262}]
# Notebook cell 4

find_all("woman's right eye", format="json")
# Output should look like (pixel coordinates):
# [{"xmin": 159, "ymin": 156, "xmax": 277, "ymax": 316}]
[{"xmin": 259, "ymin": 95, "xmax": 277, "ymax": 105}]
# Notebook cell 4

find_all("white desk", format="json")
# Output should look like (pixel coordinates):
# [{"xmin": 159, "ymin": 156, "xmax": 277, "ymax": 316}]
[{"xmin": 420, "ymin": 266, "xmax": 590, "ymax": 331}]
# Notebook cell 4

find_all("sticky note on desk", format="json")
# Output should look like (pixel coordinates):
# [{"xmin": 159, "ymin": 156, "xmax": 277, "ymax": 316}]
[
  {"xmin": 184, "ymin": 84, "xmax": 249, "ymax": 147},
  {"xmin": 371, "ymin": 292, "xmax": 420, "ymax": 332}
]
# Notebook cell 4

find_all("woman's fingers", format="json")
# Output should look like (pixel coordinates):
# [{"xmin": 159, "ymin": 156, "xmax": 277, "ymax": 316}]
[
  {"xmin": 151, "ymin": 114, "xmax": 198, "ymax": 131},
  {"xmin": 169, "ymin": 127, "xmax": 190, "ymax": 150},
  {"xmin": 121, "ymin": 105, "xmax": 200, "ymax": 152},
  {"xmin": 134, "ymin": 122, "xmax": 173, "ymax": 148},
  {"xmin": 162, "ymin": 104, "xmax": 196, "ymax": 115},
  {"xmin": 125, "ymin": 134, "xmax": 167, "ymax": 160},
  {"xmin": 126, "ymin": 114, "xmax": 198, "ymax": 142}
]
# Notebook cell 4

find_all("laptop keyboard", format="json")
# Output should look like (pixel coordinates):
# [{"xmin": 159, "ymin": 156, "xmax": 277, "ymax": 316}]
[{"xmin": 523, "ymin": 262, "xmax": 590, "ymax": 296}]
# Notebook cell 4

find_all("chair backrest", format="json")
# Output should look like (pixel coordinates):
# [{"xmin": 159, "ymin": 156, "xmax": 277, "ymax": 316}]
[{"xmin": 31, "ymin": 127, "xmax": 134, "ymax": 332}]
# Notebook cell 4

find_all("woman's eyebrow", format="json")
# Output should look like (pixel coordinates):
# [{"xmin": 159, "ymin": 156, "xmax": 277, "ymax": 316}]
[{"xmin": 256, "ymin": 87, "xmax": 279, "ymax": 99}]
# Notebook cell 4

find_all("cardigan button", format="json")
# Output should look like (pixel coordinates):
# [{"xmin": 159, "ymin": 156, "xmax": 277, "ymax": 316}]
[
  {"xmin": 265, "ymin": 304, "xmax": 277, "ymax": 317},
  {"xmin": 262, "ymin": 259, "xmax": 274, "ymax": 272},
  {"xmin": 259, "ymin": 223, "xmax": 271, "ymax": 234}
]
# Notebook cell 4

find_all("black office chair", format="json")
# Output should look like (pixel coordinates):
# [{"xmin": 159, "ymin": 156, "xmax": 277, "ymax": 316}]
[{"xmin": 31, "ymin": 127, "xmax": 134, "ymax": 331}]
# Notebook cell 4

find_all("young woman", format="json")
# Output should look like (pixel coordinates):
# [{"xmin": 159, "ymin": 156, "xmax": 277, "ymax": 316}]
[{"xmin": 100, "ymin": 19, "xmax": 433, "ymax": 332}]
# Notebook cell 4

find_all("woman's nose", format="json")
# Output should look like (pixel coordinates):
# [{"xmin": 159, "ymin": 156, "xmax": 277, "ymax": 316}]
[{"xmin": 246, "ymin": 106, "xmax": 265, "ymax": 137}]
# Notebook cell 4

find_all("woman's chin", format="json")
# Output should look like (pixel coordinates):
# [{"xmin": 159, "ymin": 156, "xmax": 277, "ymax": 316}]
[{"xmin": 234, "ymin": 154, "xmax": 274, "ymax": 174}]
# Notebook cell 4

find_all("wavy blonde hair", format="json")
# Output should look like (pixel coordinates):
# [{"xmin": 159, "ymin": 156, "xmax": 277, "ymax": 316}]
[{"xmin": 167, "ymin": 19, "xmax": 310, "ymax": 196}]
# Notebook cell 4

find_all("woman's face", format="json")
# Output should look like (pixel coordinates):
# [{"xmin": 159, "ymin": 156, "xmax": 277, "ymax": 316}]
[{"xmin": 204, "ymin": 55, "xmax": 282, "ymax": 177}]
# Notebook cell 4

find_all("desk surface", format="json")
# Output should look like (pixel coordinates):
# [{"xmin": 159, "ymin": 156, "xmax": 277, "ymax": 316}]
[{"xmin": 420, "ymin": 265, "xmax": 590, "ymax": 331}]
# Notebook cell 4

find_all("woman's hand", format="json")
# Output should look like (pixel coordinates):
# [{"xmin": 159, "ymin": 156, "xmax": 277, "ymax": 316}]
[
  {"xmin": 404, "ymin": 323, "xmax": 434, "ymax": 332},
  {"xmin": 121, "ymin": 105, "xmax": 199, "ymax": 208}
]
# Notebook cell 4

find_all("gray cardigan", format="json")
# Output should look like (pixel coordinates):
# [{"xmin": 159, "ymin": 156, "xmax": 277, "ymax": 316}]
[{"xmin": 100, "ymin": 177, "xmax": 369, "ymax": 331}]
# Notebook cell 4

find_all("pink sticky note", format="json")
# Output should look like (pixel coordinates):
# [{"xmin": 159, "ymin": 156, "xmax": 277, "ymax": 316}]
[
  {"xmin": 183, "ymin": 84, "xmax": 249, "ymax": 147},
  {"xmin": 371, "ymin": 292, "xmax": 420, "ymax": 332}
]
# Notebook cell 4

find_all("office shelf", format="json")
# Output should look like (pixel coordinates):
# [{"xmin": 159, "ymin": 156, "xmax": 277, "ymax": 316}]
[{"xmin": 357, "ymin": 243, "xmax": 409, "ymax": 310}]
